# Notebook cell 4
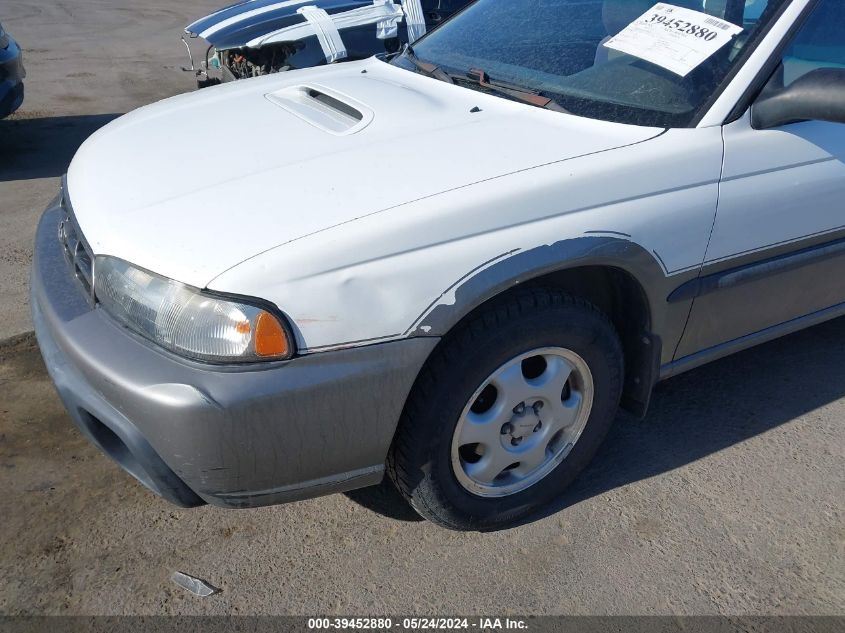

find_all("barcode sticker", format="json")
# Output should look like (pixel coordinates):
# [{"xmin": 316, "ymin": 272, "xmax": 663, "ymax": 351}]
[
  {"xmin": 603, "ymin": 3, "xmax": 744, "ymax": 77},
  {"xmin": 703, "ymin": 16, "xmax": 732, "ymax": 31}
]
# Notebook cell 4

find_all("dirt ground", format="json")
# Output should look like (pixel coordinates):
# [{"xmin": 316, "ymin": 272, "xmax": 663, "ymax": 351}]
[
  {"xmin": 0, "ymin": 0, "xmax": 211, "ymax": 340},
  {"xmin": 1, "ymin": 320, "xmax": 844, "ymax": 615},
  {"xmin": 0, "ymin": 0, "xmax": 843, "ymax": 619}
]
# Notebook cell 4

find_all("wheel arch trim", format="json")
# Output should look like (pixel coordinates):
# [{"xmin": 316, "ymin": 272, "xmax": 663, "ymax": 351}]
[
  {"xmin": 407, "ymin": 235, "xmax": 693, "ymax": 417},
  {"xmin": 409, "ymin": 236, "xmax": 669, "ymax": 338}
]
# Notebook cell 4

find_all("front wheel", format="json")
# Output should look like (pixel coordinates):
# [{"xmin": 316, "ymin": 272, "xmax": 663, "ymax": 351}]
[{"xmin": 387, "ymin": 288, "xmax": 623, "ymax": 531}]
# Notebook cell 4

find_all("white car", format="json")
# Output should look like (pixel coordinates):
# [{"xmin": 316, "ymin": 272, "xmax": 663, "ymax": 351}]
[{"xmin": 32, "ymin": 0, "xmax": 845, "ymax": 530}]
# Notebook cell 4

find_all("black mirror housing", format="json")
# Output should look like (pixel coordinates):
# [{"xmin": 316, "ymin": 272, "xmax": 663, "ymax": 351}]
[{"xmin": 752, "ymin": 67, "xmax": 845, "ymax": 129}]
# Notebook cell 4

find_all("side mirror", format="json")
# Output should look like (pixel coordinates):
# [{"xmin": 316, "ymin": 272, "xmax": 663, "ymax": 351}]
[{"xmin": 751, "ymin": 67, "xmax": 845, "ymax": 129}]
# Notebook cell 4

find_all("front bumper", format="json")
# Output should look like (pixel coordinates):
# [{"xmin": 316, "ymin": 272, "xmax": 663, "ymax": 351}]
[
  {"xmin": 31, "ymin": 197, "xmax": 438, "ymax": 508},
  {"xmin": 0, "ymin": 35, "xmax": 25, "ymax": 118}
]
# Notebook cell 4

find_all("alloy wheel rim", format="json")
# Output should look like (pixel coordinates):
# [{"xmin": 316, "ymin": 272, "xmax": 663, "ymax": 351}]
[{"xmin": 450, "ymin": 347, "xmax": 594, "ymax": 498}]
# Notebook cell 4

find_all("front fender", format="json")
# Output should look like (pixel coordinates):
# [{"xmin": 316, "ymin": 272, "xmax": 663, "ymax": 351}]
[{"xmin": 208, "ymin": 126, "xmax": 722, "ymax": 355}]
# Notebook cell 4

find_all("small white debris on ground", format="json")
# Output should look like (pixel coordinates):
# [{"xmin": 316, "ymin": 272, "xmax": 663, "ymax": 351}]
[{"xmin": 171, "ymin": 571, "xmax": 221, "ymax": 597}]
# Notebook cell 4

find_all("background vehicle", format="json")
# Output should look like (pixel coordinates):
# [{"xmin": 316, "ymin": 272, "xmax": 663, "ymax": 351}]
[
  {"xmin": 32, "ymin": 0, "xmax": 845, "ymax": 531},
  {"xmin": 183, "ymin": 0, "xmax": 469, "ymax": 87},
  {"xmin": 0, "ymin": 20, "xmax": 25, "ymax": 118}
]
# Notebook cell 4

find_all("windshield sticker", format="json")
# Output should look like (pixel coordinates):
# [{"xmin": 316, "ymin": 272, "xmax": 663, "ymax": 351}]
[{"xmin": 602, "ymin": 3, "xmax": 744, "ymax": 77}]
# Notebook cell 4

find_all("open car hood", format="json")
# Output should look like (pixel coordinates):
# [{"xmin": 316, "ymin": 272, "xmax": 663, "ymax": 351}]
[{"xmin": 66, "ymin": 58, "xmax": 662, "ymax": 288}]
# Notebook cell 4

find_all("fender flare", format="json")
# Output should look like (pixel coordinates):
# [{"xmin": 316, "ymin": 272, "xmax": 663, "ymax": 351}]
[{"xmin": 406, "ymin": 235, "xmax": 698, "ymax": 417}]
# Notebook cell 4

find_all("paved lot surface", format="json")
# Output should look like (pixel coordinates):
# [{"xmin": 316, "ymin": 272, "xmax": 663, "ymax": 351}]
[{"xmin": 0, "ymin": 0, "xmax": 843, "ymax": 618}]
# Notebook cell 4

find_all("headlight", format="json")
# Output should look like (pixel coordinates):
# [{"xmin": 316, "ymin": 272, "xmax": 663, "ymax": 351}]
[{"xmin": 94, "ymin": 256, "xmax": 293, "ymax": 363}]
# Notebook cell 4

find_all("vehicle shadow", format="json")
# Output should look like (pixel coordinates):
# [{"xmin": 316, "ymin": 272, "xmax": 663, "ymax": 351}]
[
  {"xmin": 344, "ymin": 477, "xmax": 425, "ymax": 523},
  {"xmin": 516, "ymin": 315, "xmax": 845, "ymax": 529},
  {"xmin": 0, "ymin": 113, "xmax": 121, "ymax": 182},
  {"xmin": 346, "ymin": 316, "xmax": 845, "ymax": 528}
]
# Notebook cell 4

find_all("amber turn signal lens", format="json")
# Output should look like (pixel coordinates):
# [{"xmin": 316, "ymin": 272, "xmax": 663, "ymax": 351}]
[{"xmin": 254, "ymin": 311, "xmax": 289, "ymax": 358}]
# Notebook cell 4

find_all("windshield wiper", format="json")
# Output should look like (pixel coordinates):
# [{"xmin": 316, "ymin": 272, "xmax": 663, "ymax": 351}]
[
  {"xmin": 463, "ymin": 68, "xmax": 569, "ymax": 113},
  {"xmin": 403, "ymin": 45, "xmax": 454, "ymax": 84},
  {"xmin": 402, "ymin": 51, "xmax": 568, "ymax": 113}
]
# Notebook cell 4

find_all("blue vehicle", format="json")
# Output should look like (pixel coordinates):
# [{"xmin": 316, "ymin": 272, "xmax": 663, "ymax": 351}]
[
  {"xmin": 183, "ymin": 0, "xmax": 469, "ymax": 87},
  {"xmin": 0, "ymin": 21, "xmax": 25, "ymax": 118}
]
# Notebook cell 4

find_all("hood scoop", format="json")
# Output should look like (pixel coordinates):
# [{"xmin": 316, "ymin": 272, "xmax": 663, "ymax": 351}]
[{"xmin": 265, "ymin": 84, "xmax": 374, "ymax": 135}]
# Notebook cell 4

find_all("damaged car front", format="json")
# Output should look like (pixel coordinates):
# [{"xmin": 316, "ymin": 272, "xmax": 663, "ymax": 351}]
[{"xmin": 182, "ymin": 0, "xmax": 467, "ymax": 87}]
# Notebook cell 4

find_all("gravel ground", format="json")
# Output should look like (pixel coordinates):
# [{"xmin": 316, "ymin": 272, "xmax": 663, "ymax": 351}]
[{"xmin": 0, "ymin": 0, "xmax": 843, "ymax": 619}]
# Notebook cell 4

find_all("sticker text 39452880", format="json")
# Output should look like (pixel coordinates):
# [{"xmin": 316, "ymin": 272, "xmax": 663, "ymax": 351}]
[{"xmin": 603, "ymin": 2, "xmax": 744, "ymax": 77}]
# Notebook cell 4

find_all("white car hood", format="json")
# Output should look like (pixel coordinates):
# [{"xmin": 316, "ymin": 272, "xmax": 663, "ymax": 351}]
[{"xmin": 67, "ymin": 58, "xmax": 661, "ymax": 288}]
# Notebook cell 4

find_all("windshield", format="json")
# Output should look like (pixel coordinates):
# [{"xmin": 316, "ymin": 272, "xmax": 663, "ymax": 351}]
[{"xmin": 392, "ymin": 0, "xmax": 789, "ymax": 127}]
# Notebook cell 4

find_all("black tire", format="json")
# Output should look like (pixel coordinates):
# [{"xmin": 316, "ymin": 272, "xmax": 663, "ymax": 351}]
[{"xmin": 387, "ymin": 288, "xmax": 624, "ymax": 531}]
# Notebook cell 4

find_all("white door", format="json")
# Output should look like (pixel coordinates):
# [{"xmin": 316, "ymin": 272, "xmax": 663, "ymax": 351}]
[{"xmin": 676, "ymin": 0, "xmax": 845, "ymax": 358}]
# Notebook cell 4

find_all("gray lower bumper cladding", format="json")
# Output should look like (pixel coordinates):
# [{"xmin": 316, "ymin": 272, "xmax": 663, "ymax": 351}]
[{"xmin": 31, "ymin": 202, "xmax": 438, "ymax": 508}]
